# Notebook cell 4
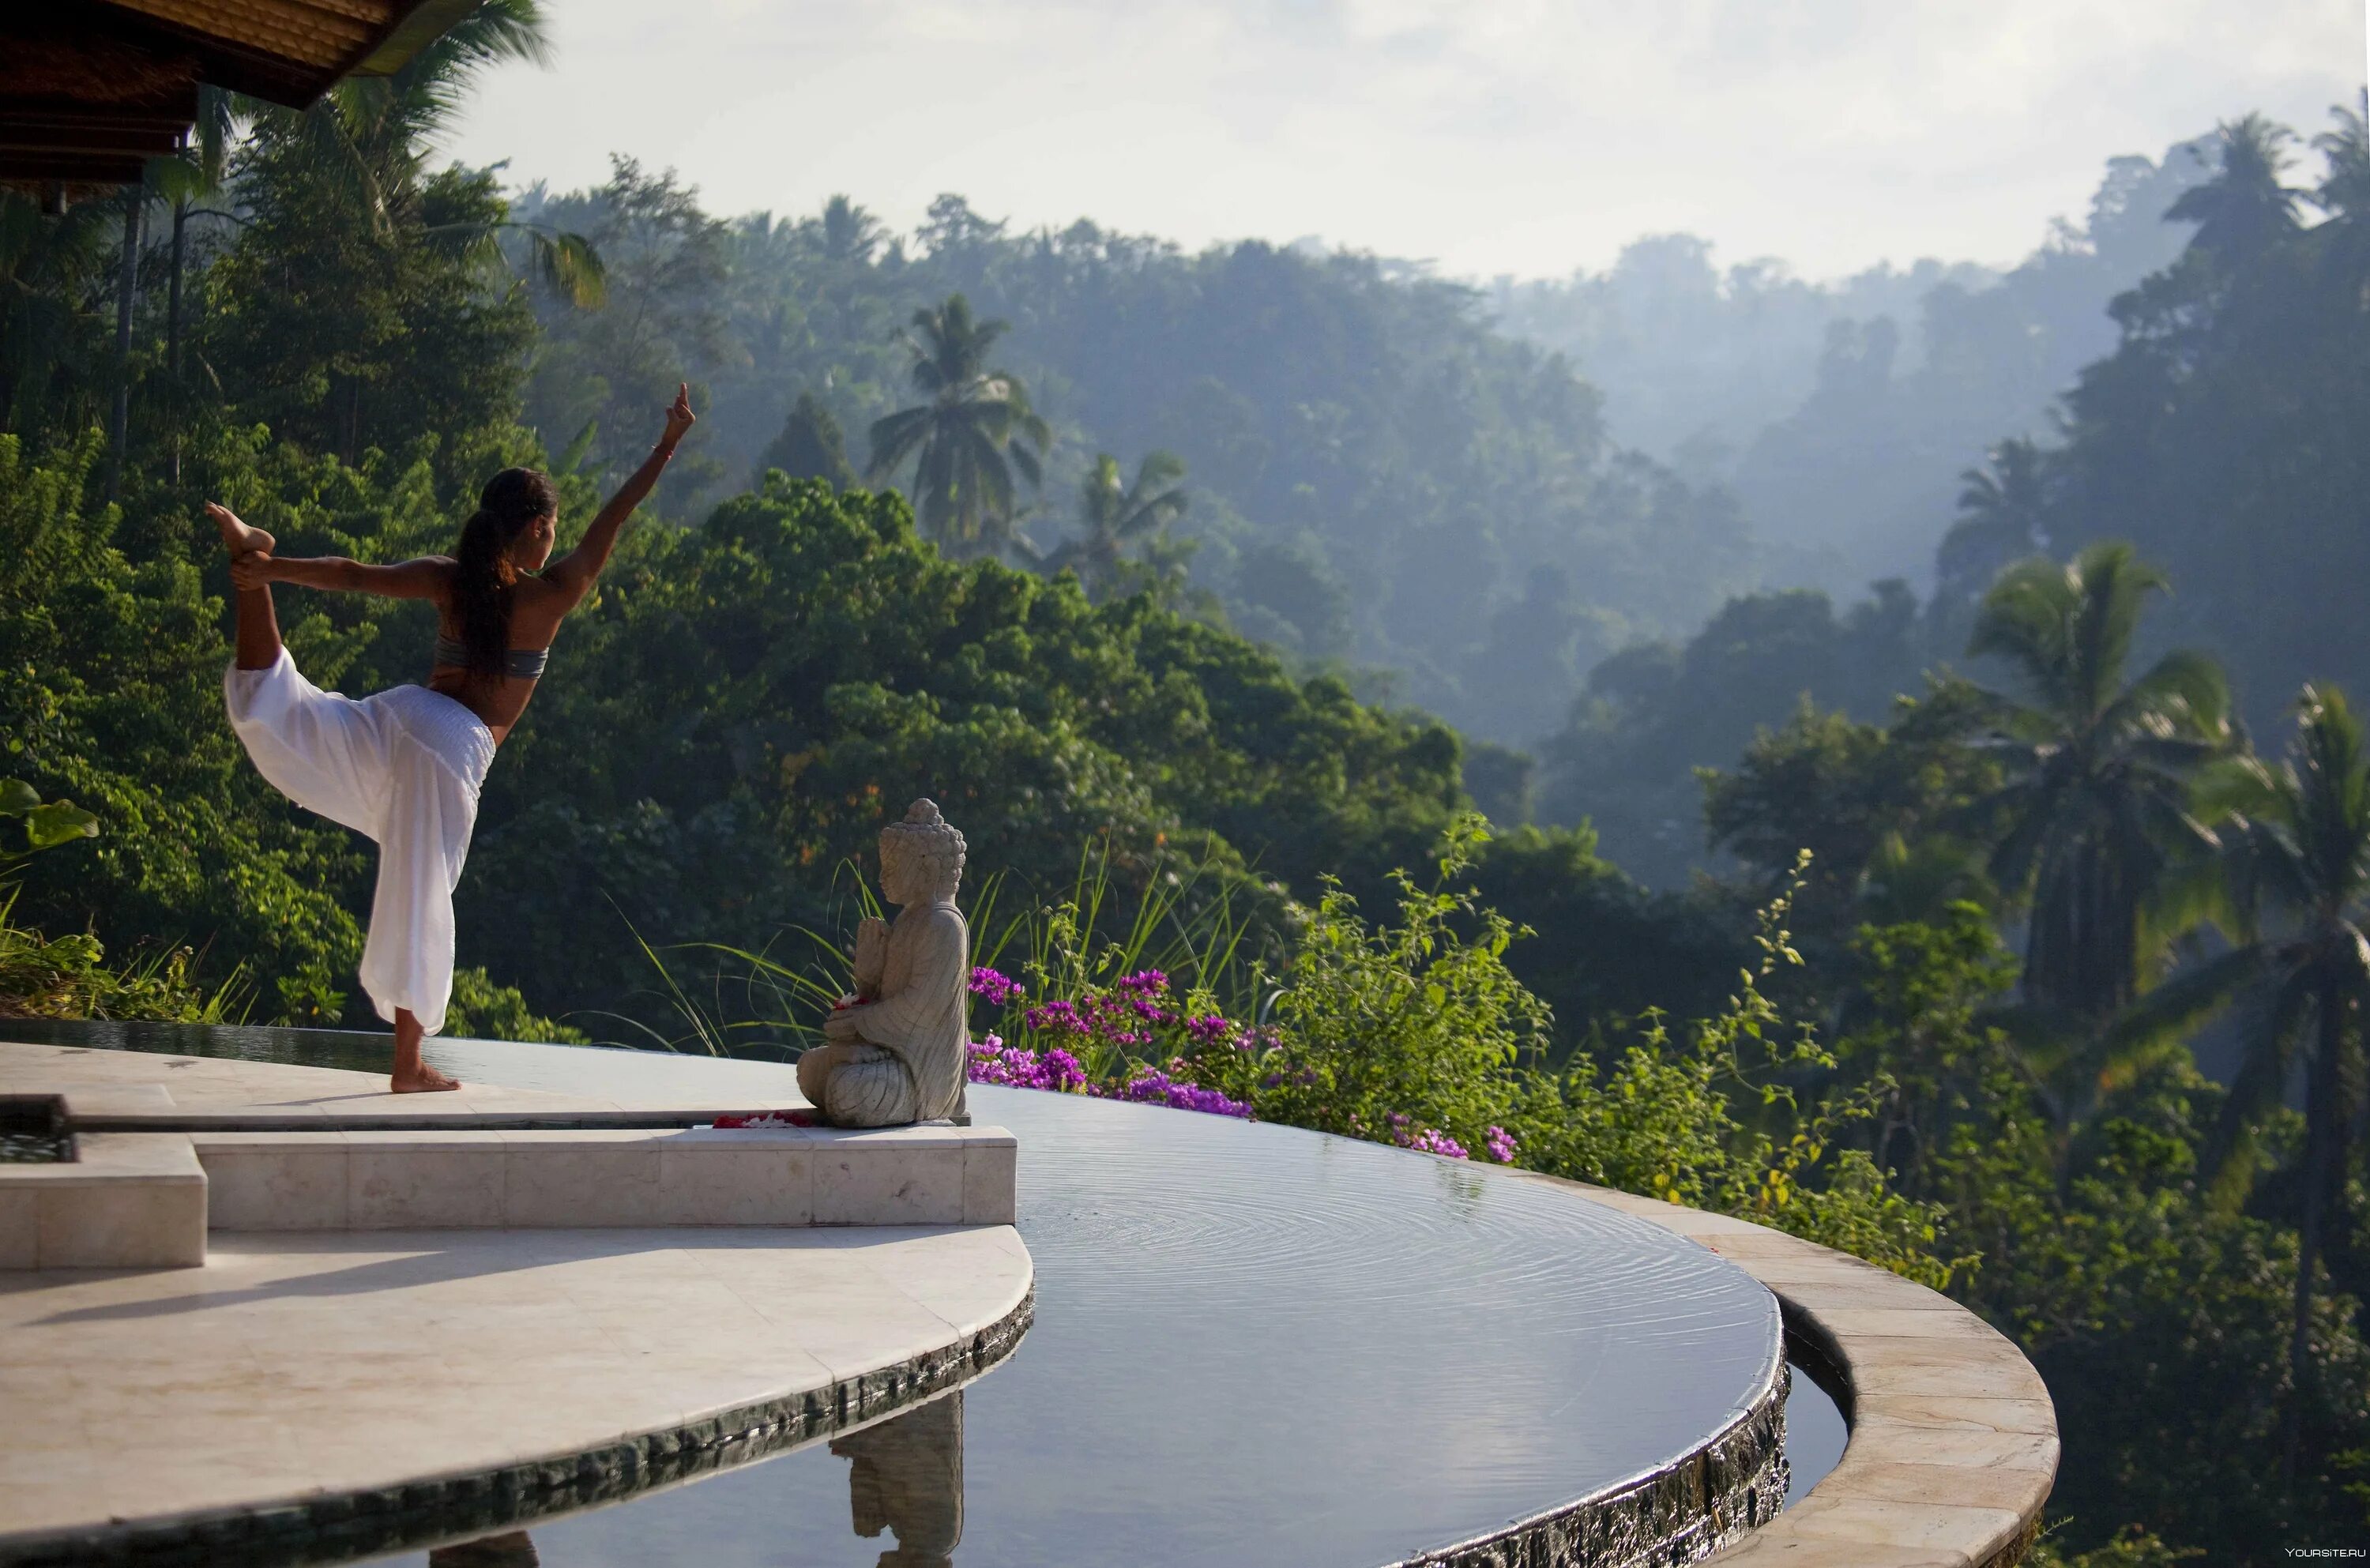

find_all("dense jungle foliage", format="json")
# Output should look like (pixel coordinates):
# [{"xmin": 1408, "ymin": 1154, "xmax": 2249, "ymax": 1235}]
[{"xmin": 0, "ymin": 5, "xmax": 2364, "ymax": 1556}]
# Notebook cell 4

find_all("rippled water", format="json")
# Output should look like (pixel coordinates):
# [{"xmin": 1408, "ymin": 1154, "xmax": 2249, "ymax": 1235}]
[
  {"xmin": 0, "ymin": 1129, "xmax": 66, "ymax": 1162},
  {"xmin": 16, "ymin": 1023, "xmax": 1800, "ymax": 1566},
  {"xmin": 0, "ymin": 1101, "xmax": 67, "ymax": 1162}
]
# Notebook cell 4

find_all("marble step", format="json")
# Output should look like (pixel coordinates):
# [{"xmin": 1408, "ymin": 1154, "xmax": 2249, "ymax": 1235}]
[
  {"xmin": 0, "ymin": 1127, "xmax": 209, "ymax": 1269},
  {"xmin": 193, "ymin": 1123, "xmax": 1018, "ymax": 1231}
]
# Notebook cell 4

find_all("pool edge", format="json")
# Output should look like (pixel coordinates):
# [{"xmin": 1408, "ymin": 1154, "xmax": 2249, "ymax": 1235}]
[{"xmin": 1510, "ymin": 1172, "xmax": 2058, "ymax": 1568}]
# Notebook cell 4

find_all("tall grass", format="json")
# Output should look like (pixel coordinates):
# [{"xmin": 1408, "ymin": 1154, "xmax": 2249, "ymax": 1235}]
[
  {"xmin": 601, "ymin": 834, "xmax": 1282, "ymax": 1060},
  {"xmin": 0, "ymin": 890, "xmax": 252, "ymax": 1024}
]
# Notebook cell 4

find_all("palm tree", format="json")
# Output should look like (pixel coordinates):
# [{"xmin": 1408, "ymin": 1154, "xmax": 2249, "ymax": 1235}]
[
  {"xmin": 817, "ymin": 195, "xmax": 885, "ymax": 266},
  {"xmin": 156, "ymin": 87, "xmax": 239, "ymax": 380},
  {"xmin": 2309, "ymin": 95, "xmax": 2370, "ymax": 278},
  {"xmin": 866, "ymin": 294, "xmax": 1051, "ymax": 555},
  {"xmin": 2166, "ymin": 112, "xmax": 2305, "ymax": 261},
  {"xmin": 1936, "ymin": 438, "xmax": 2049, "ymax": 607},
  {"xmin": 2109, "ymin": 685, "xmax": 2370, "ymax": 1480},
  {"xmin": 1046, "ymin": 452, "xmax": 1187, "ymax": 597},
  {"xmin": 230, "ymin": 0, "xmax": 598, "ymax": 461},
  {"xmin": 1965, "ymin": 542, "xmax": 2233, "ymax": 1119},
  {"xmin": 135, "ymin": 87, "xmax": 244, "ymax": 480},
  {"xmin": 262, "ymin": 0, "xmax": 602, "ymax": 304},
  {"xmin": 2313, "ymin": 94, "xmax": 2370, "ymax": 220}
]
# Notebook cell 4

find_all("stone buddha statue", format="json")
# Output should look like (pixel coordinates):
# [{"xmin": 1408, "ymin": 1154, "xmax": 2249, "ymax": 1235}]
[{"xmin": 797, "ymin": 799, "xmax": 972, "ymax": 1127}]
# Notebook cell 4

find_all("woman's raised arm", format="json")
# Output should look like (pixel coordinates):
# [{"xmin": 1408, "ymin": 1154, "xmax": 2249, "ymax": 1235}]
[{"xmin": 544, "ymin": 383, "xmax": 697, "ymax": 601}]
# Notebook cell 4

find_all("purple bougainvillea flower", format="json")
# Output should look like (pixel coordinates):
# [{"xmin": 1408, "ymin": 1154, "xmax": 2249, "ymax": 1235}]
[
  {"xmin": 1025, "ymin": 999, "xmax": 1086, "ymax": 1034},
  {"xmin": 969, "ymin": 967, "xmax": 1025, "ymax": 1007},
  {"xmin": 1398, "ymin": 1126, "xmax": 1469, "ymax": 1160},
  {"xmin": 1183, "ymin": 1013, "xmax": 1235, "ymax": 1047},
  {"xmin": 966, "ymin": 1036, "xmax": 1247, "ymax": 1117}
]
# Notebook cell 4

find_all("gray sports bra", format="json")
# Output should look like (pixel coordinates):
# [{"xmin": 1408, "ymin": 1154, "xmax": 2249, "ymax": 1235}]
[{"xmin": 432, "ymin": 635, "xmax": 549, "ymax": 680}]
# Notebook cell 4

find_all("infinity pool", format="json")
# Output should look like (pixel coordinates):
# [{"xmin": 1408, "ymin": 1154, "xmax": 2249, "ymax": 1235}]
[{"xmin": 9, "ymin": 1021, "xmax": 1843, "ymax": 1566}]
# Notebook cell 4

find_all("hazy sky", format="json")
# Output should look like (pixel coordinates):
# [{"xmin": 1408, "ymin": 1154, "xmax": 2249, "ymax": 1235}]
[{"xmin": 443, "ymin": 0, "xmax": 2369, "ymax": 283}]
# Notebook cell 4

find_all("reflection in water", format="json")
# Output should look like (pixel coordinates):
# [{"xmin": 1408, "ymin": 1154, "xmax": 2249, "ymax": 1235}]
[
  {"xmin": 427, "ymin": 1532, "xmax": 538, "ymax": 1566},
  {"xmin": 836, "ymin": 1393, "xmax": 965, "ymax": 1565},
  {"xmin": 418, "ymin": 1396, "xmax": 965, "ymax": 1568}
]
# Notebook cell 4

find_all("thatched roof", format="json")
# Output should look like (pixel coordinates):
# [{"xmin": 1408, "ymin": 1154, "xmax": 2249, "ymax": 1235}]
[{"xmin": 1, "ymin": 0, "xmax": 455, "ymax": 194}]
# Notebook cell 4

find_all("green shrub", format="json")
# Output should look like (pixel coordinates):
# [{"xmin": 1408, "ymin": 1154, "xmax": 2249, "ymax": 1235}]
[
  {"xmin": 0, "ymin": 894, "xmax": 247, "ymax": 1023},
  {"xmin": 1172, "ymin": 827, "xmax": 1964, "ymax": 1286},
  {"xmin": 443, "ymin": 966, "xmax": 588, "ymax": 1045}
]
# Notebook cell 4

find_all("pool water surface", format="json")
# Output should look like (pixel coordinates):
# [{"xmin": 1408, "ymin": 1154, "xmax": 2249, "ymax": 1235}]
[{"xmin": 13, "ymin": 1022, "xmax": 1833, "ymax": 1566}]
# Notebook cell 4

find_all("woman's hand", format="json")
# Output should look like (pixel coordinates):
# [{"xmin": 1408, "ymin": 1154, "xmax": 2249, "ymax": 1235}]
[
  {"xmin": 546, "ymin": 382, "xmax": 695, "ymax": 598},
  {"xmin": 228, "ymin": 551, "xmax": 276, "ymax": 590},
  {"xmin": 660, "ymin": 382, "xmax": 694, "ymax": 449}
]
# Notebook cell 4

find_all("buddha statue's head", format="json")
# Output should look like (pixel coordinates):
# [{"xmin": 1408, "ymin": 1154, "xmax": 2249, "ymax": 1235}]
[{"xmin": 879, "ymin": 799, "xmax": 965, "ymax": 905}]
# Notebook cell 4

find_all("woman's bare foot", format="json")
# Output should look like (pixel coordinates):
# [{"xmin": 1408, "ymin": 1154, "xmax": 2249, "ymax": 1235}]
[
  {"xmin": 205, "ymin": 500, "xmax": 275, "ymax": 557},
  {"xmin": 389, "ymin": 1010, "xmax": 460, "ymax": 1092}
]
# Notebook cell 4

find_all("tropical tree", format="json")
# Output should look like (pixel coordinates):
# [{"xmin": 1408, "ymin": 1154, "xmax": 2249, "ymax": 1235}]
[
  {"xmin": 2312, "ymin": 94, "xmax": 2370, "ymax": 220},
  {"xmin": 1964, "ymin": 542, "xmax": 2232, "ymax": 1119},
  {"xmin": 203, "ymin": 0, "xmax": 600, "ymax": 469},
  {"xmin": 815, "ymin": 194, "xmax": 886, "ymax": 267},
  {"xmin": 251, "ymin": 0, "xmax": 601, "ymax": 306},
  {"xmin": 2309, "ymin": 95, "xmax": 2370, "ymax": 278},
  {"xmin": 2109, "ymin": 685, "xmax": 2370, "ymax": 1480},
  {"xmin": 758, "ymin": 390, "xmax": 855, "ymax": 488},
  {"xmin": 2165, "ymin": 113, "xmax": 2305, "ymax": 262},
  {"xmin": 1936, "ymin": 437, "xmax": 2050, "ymax": 608},
  {"xmin": 865, "ymin": 293, "xmax": 1050, "ymax": 555},
  {"xmin": 1045, "ymin": 451, "xmax": 1187, "ymax": 597},
  {"xmin": 157, "ymin": 87, "xmax": 240, "ymax": 378},
  {"xmin": 0, "ymin": 191, "xmax": 115, "ymax": 438}
]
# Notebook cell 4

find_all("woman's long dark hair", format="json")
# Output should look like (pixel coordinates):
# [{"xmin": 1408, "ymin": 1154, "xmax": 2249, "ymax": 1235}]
[{"xmin": 452, "ymin": 468, "xmax": 557, "ymax": 679}]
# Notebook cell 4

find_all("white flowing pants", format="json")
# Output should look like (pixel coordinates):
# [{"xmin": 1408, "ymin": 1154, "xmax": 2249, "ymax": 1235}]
[{"xmin": 224, "ymin": 651, "xmax": 496, "ymax": 1034}]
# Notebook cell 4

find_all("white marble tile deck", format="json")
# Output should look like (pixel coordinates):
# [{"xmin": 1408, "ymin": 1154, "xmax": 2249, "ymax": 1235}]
[{"xmin": 0, "ymin": 1224, "xmax": 1033, "ymax": 1553}]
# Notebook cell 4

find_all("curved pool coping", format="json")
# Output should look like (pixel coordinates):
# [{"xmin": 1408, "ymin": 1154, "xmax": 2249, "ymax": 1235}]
[{"xmin": 1512, "ymin": 1175, "xmax": 2058, "ymax": 1568}]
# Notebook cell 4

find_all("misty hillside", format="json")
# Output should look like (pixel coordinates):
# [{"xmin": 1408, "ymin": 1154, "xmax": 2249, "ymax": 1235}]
[
  {"xmin": 510, "ymin": 174, "xmax": 1752, "ymax": 755},
  {"xmin": 1488, "ymin": 138, "xmax": 2211, "ymax": 593},
  {"xmin": 504, "ymin": 133, "xmax": 2216, "ymax": 794}
]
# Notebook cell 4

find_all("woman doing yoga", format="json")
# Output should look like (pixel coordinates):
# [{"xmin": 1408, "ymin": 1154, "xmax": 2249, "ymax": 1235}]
[{"xmin": 211, "ymin": 385, "xmax": 698, "ymax": 1092}]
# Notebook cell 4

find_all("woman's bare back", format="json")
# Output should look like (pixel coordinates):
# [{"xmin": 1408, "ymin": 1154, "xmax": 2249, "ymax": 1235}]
[{"xmin": 425, "ymin": 566, "xmax": 579, "ymax": 743}]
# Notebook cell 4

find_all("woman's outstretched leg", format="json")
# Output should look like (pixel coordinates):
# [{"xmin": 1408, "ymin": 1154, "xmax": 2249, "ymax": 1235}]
[
  {"xmin": 207, "ymin": 502, "xmax": 282, "ymax": 670},
  {"xmin": 391, "ymin": 1010, "xmax": 462, "ymax": 1093}
]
